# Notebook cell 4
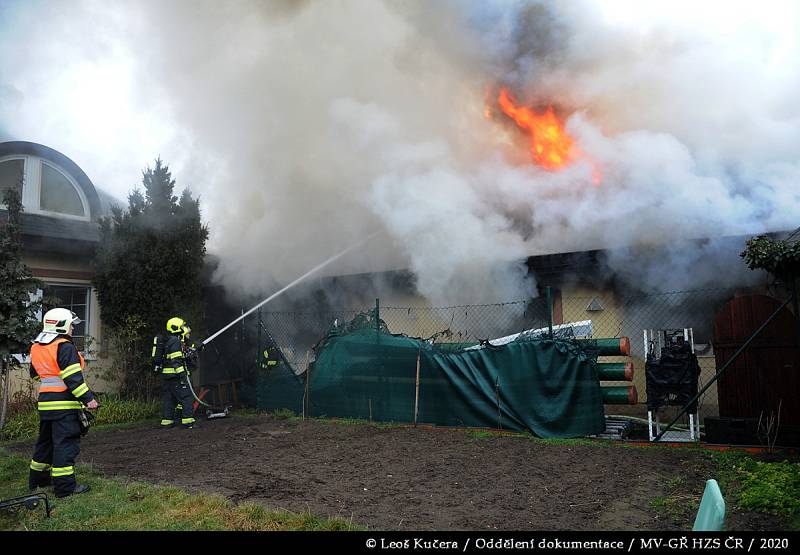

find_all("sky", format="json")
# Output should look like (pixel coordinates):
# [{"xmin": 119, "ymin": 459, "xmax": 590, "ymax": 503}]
[{"xmin": 1, "ymin": 0, "xmax": 798, "ymax": 303}]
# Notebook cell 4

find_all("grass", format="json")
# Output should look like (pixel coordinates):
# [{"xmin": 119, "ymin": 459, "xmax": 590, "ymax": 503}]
[
  {"xmin": 463, "ymin": 428, "xmax": 615, "ymax": 447},
  {"xmin": 648, "ymin": 475, "xmax": 701, "ymax": 525},
  {"xmin": 465, "ymin": 429, "xmax": 524, "ymax": 439},
  {"xmin": 308, "ymin": 415, "xmax": 401, "ymax": 430},
  {"xmin": 0, "ymin": 449, "xmax": 362, "ymax": 531}
]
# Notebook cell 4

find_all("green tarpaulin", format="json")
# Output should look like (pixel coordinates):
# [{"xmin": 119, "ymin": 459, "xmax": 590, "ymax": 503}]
[{"xmin": 256, "ymin": 314, "xmax": 606, "ymax": 438}]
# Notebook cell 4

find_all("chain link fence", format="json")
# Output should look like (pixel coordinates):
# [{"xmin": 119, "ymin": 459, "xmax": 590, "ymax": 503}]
[{"xmin": 200, "ymin": 285, "xmax": 796, "ymax": 429}]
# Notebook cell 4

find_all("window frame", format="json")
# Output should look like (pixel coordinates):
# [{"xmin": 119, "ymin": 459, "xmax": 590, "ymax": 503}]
[
  {"xmin": 13, "ymin": 283, "xmax": 95, "ymax": 363},
  {"xmin": 0, "ymin": 155, "xmax": 26, "ymax": 209},
  {"xmin": 0, "ymin": 155, "xmax": 91, "ymax": 221},
  {"xmin": 42, "ymin": 283, "xmax": 92, "ymax": 354}
]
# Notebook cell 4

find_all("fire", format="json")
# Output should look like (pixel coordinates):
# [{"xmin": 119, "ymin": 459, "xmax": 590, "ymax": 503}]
[{"xmin": 496, "ymin": 88, "xmax": 574, "ymax": 171}]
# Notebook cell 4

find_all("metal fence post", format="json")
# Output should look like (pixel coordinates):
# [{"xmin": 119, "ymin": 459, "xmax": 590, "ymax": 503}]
[
  {"xmin": 414, "ymin": 346, "xmax": 421, "ymax": 426},
  {"xmin": 257, "ymin": 308, "xmax": 262, "ymax": 371},
  {"xmin": 791, "ymin": 273, "xmax": 799, "ymax": 348},
  {"xmin": 239, "ymin": 308, "xmax": 245, "ymax": 384}
]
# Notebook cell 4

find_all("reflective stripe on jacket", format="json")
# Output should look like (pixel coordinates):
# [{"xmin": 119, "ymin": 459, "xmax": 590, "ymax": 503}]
[
  {"xmin": 161, "ymin": 334, "xmax": 186, "ymax": 376},
  {"xmin": 30, "ymin": 336, "xmax": 92, "ymax": 418},
  {"xmin": 31, "ymin": 339, "xmax": 86, "ymax": 392}
]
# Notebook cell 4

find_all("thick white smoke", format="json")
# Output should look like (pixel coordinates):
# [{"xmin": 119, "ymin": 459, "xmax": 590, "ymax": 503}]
[{"xmin": 1, "ymin": 0, "xmax": 798, "ymax": 304}]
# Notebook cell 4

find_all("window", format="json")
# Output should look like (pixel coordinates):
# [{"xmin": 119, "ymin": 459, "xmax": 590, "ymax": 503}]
[
  {"xmin": 0, "ymin": 158, "xmax": 25, "ymax": 203},
  {"xmin": 12, "ymin": 284, "xmax": 92, "ymax": 362},
  {"xmin": 0, "ymin": 155, "xmax": 89, "ymax": 220},
  {"xmin": 42, "ymin": 285, "xmax": 91, "ymax": 352},
  {"xmin": 40, "ymin": 163, "xmax": 85, "ymax": 216}
]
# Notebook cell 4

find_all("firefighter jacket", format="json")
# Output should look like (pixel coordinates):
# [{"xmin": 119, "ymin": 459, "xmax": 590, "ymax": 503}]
[
  {"xmin": 261, "ymin": 347, "xmax": 279, "ymax": 369},
  {"xmin": 30, "ymin": 335, "xmax": 95, "ymax": 420},
  {"xmin": 161, "ymin": 334, "xmax": 187, "ymax": 378}
]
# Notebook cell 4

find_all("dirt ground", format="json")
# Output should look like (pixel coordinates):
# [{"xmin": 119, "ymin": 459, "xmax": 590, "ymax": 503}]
[{"xmin": 10, "ymin": 415, "xmax": 788, "ymax": 530}]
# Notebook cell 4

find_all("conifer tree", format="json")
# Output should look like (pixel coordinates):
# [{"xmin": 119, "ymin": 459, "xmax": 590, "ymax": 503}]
[
  {"xmin": 0, "ymin": 187, "xmax": 42, "ymax": 427},
  {"xmin": 93, "ymin": 159, "xmax": 209, "ymax": 397}
]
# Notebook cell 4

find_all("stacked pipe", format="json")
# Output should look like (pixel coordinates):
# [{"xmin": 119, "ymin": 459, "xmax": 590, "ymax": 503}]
[{"xmin": 579, "ymin": 337, "xmax": 638, "ymax": 405}]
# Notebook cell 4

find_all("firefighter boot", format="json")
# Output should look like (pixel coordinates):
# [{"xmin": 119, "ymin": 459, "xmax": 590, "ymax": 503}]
[{"xmin": 56, "ymin": 483, "xmax": 91, "ymax": 498}]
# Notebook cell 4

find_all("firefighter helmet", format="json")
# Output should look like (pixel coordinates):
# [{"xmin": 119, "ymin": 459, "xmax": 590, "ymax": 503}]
[
  {"xmin": 166, "ymin": 316, "xmax": 191, "ymax": 339},
  {"xmin": 42, "ymin": 307, "xmax": 81, "ymax": 335}
]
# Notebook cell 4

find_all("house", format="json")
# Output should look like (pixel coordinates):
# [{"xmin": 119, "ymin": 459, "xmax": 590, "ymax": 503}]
[{"xmin": 1, "ymin": 140, "xmax": 115, "ymax": 394}]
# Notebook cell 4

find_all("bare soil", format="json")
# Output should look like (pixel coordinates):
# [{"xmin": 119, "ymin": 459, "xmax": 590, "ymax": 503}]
[{"xmin": 10, "ymin": 415, "xmax": 788, "ymax": 530}]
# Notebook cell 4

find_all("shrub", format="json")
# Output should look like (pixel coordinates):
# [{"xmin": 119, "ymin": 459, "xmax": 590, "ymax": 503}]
[
  {"xmin": 0, "ymin": 395, "xmax": 159, "ymax": 442},
  {"xmin": 738, "ymin": 461, "xmax": 800, "ymax": 516}
]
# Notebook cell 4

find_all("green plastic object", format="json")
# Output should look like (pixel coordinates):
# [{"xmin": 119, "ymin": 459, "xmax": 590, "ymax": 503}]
[
  {"xmin": 597, "ymin": 362, "xmax": 634, "ymax": 381},
  {"xmin": 693, "ymin": 479, "xmax": 726, "ymax": 531},
  {"xmin": 577, "ymin": 337, "xmax": 631, "ymax": 356},
  {"xmin": 600, "ymin": 385, "xmax": 637, "ymax": 405}
]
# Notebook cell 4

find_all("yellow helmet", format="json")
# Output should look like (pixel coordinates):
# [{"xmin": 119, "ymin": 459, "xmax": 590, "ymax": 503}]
[{"xmin": 166, "ymin": 316, "xmax": 191, "ymax": 339}]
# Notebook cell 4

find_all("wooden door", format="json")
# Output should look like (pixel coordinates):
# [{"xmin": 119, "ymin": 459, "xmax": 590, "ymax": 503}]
[{"xmin": 714, "ymin": 295, "xmax": 799, "ymax": 424}]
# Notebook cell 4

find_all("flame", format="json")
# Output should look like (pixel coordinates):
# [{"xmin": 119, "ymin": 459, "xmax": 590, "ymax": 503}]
[{"xmin": 496, "ymin": 88, "xmax": 574, "ymax": 171}]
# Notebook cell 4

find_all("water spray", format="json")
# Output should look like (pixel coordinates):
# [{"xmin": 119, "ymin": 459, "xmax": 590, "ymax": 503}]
[{"xmin": 202, "ymin": 230, "xmax": 382, "ymax": 346}]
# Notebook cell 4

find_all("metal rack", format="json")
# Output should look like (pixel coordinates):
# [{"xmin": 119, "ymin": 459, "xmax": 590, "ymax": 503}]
[{"xmin": 644, "ymin": 328, "xmax": 700, "ymax": 442}]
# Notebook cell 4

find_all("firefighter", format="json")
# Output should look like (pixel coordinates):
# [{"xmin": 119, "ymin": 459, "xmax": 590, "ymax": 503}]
[
  {"xmin": 261, "ymin": 346, "xmax": 280, "ymax": 369},
  {"xmin": 158, "ymin": 317, "xmax": 196, "ymax": 429},
  {"xmin": 28, "ymin": 307, "xmax": 97, "ymax": 498}
]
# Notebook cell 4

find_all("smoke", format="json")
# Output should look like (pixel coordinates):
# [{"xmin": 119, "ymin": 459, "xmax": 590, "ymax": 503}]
[{"xmin": 1, "ymin": 0, "xmax": 798, "ymax": 305}]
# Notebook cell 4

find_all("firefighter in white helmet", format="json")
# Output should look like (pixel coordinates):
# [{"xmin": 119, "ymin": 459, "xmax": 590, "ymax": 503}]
[{"xmin": 28, "ymin": 307, "xmax": 98, "ymax": 497}]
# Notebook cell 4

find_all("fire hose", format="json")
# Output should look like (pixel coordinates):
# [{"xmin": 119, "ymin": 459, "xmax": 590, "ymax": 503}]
[
  {"xmin": 181, "ymin": 347, "xmax": 231, "ymax": 418},
  {"xmin": 184, "ymin": 371, "xmax": 211, "ymax": 408}
]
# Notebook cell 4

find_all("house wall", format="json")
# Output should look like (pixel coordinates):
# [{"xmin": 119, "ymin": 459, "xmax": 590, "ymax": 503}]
[{"xmin": 6, "ymin": 253, "xmax": 119, "ymax": 406}]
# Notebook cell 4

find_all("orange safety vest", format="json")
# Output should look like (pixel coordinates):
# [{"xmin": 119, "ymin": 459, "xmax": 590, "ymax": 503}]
[{"xmin": 30, "ymin": 338, "xmax": 85, "ymax": 393}]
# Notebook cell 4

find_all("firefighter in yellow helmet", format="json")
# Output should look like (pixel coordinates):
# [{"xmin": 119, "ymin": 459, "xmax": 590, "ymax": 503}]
[
  {"xmin": 158, "ymin": 317, "xmax": 196, "ymax": 429},
  {"xmin": 28, "ymin": 308, "xmax": 97, "ymax": 497}
]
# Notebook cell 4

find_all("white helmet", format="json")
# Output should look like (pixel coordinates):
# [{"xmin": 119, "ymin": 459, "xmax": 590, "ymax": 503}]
[{"xmin": 42, "ymin": 308, "xmax": 81, "ymax": 334}]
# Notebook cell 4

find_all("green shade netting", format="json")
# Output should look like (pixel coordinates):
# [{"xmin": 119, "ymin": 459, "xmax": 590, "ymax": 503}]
[{"xmin": 257, "ymin": 315, "xmax": 605, "ymax": 438}]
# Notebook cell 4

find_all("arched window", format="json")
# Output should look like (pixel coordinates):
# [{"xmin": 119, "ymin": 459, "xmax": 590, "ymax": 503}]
[
  {"xmin": 0, "ymin": 155, "xmax": 90, "ymax": 219},
  {"xmin": 40, "ymin": 162, "xmax": 86, "ymax": 217}
]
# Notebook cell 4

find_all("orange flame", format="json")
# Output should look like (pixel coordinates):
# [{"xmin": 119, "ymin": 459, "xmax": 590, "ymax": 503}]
[{"xmin": 497, "ymin": 88, "xmax": 573, "ymax": 171}]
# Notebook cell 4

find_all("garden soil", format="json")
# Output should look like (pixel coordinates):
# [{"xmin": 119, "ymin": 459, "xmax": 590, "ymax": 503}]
[{"xmin": 10, "ymin": 415, "xmax": 786, "ymax": 530}]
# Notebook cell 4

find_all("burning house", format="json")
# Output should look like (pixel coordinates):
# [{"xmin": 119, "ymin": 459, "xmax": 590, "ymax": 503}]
[{"xmin": 2, "ymin": 2, "xmax": 798, "ymax": 443}]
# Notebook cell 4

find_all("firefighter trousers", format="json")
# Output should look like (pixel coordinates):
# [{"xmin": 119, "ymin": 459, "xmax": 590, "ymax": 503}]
[
  {"xmin": 161, "ymin": 374, "xmax": 196, "ymax": 428},
  {"xmin": 29, "ymin": 413, "xmax": 81, "ymax": 497}
]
